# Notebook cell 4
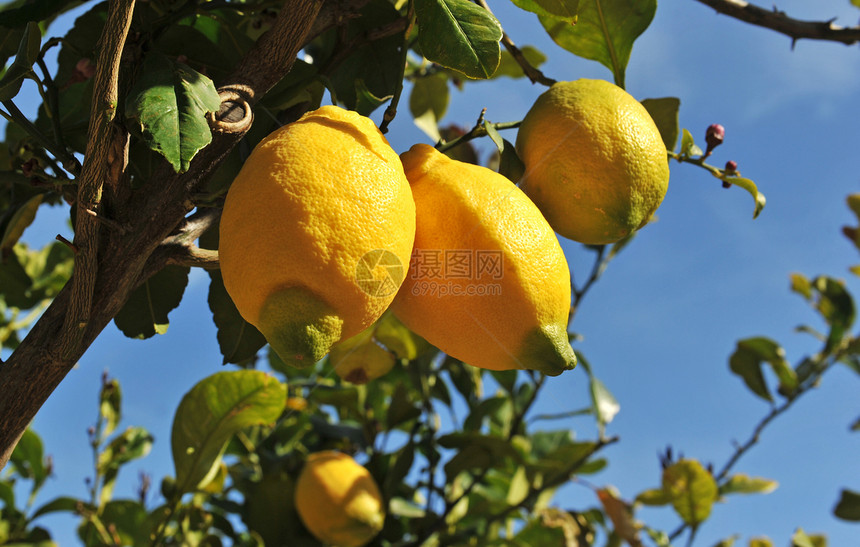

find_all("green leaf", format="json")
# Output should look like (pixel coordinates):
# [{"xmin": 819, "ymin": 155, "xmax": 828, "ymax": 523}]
[
  {"xmin": 790, "ymin": 272, "xmax": 813, "ymax": 300},
  {"xmin": 113, "ymin": 265, "xmax": 189, "ymax": 339},
  {"xmin": 30, "ymin": 496, "xmax": 90, "ymax": 521},
  {"xmin": 749, "ymin": 538, "xmax": 774, "ymax": 547},
  {"xmin": 0, "ymin": 193, "xmax": 43, "ymax": 254},
  {"xmin": 834, "ymin": 488, "xmax": 860, "ymax": 521},
  {"xmin": 635, "ymin": 487, "xmax": 672, "ymax": 506},
  {"xmin": 387, "ymin": 383, "xmax": 422, "ymax": 429},
  {"xmin": 0, "ymin": 0, "xmax": 76, "ymax": 29},
  {"xmin": 207, "ymin": 270, "xmax": 266, "ymax": 365},
  {"xmin": 640, "ymin": 97, "xmax": 680, "ymax": 152},
  {"xmin": 414, "ymin": 0, "xmax": 503, "ymax": 79},
  {"xmin": 719, "ymin": 473, "xmax": 778, "ymax": 496},
  {"xmin": 493, "ymin": 45, "xmax": 547, "ymax": 79},
  {"xmin": 10, "ymin": 428, "xmax": 48, "ymax": 488},
  {"xmin": 722, "ymin": 176, "xmax": 766, "ymax": 219},
  {"xmin": 125, "ymin": 53, "xmax": 221, "ymax": 173},
  {"xmin": 589, "ymin": 374, "xmax": 619, "ymax": 426},
  {"xmin": 374, "ymin": 311, "xmax": 425, "ymax": 360},
  {"xmin": 498, "ymin": 138, "xmax": 526, "ymax": 183},
  {"xmin": 539, "ymin": 0, "xmax": 656, "ymax": 88},
  {"xmin": 439, "ymin": 432, "xmax": 521, "ymax": 478},
  {"xmin": 791, "ymin": 528, "xmax": 827, "ymax": 547},
  {"xmin": 852, "ymin": 0, "xmax": 860, "ymax": 9},
  {"xmin": 0, "ymin": 21, "xmax": 40, "ymax": 101},
  {"xmin": 511, "ymin": 0, "xmax": 579, "ymax": 21},
  {"xmin": 729, "ymin": 337, "xmax": 796, "ymax": 402},
  {"xmin": 171, "ymin": 370, "xmax": 285, "ymax": 494},
  {"xmin": 410, "ymin": 72, "xmax": 450, "ymax": 141},
  {"xmin": 662, "ymin": 459, "xmax": 718, "ymax": 526},
  {"xmin": 97, "ymin": 426, "xmax": 153, "ymax": 505},
  {"xmin": 679, "ymin": 127, "xmax": 702, "ymax": 157},
  {"xmin": 324, "ymin": 0, "xmax": 404, "ymax": 114},
  {"xmin": 810, "ymin": 276, "xmax": 856, "ymax": 350},
  {"xmin": 99, "ymin": 377, "xmax": 122, "ymax": 439}
]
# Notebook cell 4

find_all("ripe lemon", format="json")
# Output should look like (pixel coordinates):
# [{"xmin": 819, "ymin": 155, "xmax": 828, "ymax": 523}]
[
  {"xmin": 295, "ymin": 451, "xmax": 385, "ymax": 547},
  {"xmin": 516, "ymin": 79, "xmax": 670, "ymax": 244},
  {"xmin": 391, "ymin": 144, "xmax": 576, "ymax": 376},
  {"xmin": 219, "ymin": 105, "xmax": 415, "ymax": 368}
]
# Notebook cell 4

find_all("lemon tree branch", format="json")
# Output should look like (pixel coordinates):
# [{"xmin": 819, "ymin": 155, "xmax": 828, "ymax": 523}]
[
  {"xmin": 694, "ymin": 0, "xmax": 860, "ymax": 46},
  {"xmin": 0, "ymin": 0, "xmax": 324, "ymax": 471}
]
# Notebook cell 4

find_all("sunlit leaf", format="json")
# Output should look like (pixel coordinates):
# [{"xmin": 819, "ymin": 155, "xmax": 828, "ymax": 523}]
[
  {"xmin": 634, "ymin": 488, "xmax": 672, "ymax": 506},
  {"xmin": 749, "ymin": 538, "xmax": 775, "ymax": 547},
  {"xmin": 414, "ymin": 0, "xmax": 503, "ymax": 79},
  {"xmin": 539, "ymin": 0, "xmax": 656, "ymax": 88},
  {"xmin": 791, "ymin": 528, "xmax": 826, "ymax": 547},
  {"xmin": 511, "ymin": 0, "xmax": 579, "ymax": 21},
  {"xmin": 171, "ymin": 370, "xmax": 285, "ymax": 493},
  {"xmin": 722, "ymin": 176, "xmax": 766, "ymax": 219},
  {"xmin": 662, "ymin": 459, "xmax": 718, "ymax": 526},
  {"xmin": 640, "ymin": 97, "xmax": 680, "ymax": 152},
  {"xmin": 125, "ymin": 53, "xmax": 221, "ymax": 173},
  {"xmin": 719, "ymin": 473, "xmax": 778, "ymax": 496},
  {"xmin": 679, "ymin": 127, "xmax": 702, "ymax": 157}
]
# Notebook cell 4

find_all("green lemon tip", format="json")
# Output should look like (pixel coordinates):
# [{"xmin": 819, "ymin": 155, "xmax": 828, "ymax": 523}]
[
  {"xmin": 519, "ymin": 323, "xmax": 576, "ymax": 377},
  {"xmin": 258, "ymin": 287, "xmax": 344, "ymax": 368}
]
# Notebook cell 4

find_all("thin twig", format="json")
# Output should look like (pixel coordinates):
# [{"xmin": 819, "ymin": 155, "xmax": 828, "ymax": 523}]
[
  {"xmin": 475, "ymin": 0, "xmax": 556, "ymax": 86},
  {"xmin": 380, "ymin": 1, "xmax": 415, "ymax": 133},
  {"xmin": 694, "ymin": 0, "xmax": 860, "ymax": 46}
]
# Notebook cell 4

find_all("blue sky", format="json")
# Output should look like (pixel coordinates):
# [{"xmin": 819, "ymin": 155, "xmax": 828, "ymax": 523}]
[{"xmin": 7, "ymin": 0, "xmax": 860, "ymax": 545}]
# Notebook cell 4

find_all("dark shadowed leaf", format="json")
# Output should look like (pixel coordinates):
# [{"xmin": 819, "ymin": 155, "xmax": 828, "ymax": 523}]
[
  {"xmin": 414, "ymin": 0, "xmax": 503, "ymax": 79},
  {"xmin": 410, "ymin": 72, "xmax": 450, "ymax": 140},
  {"xmin": 834, "ymin": 488, "xmax": 860, "ymax": 521},
  {"xmin": 10, "ymin": 428, "xmax": 48, "ymax": 491},
  {"xmin": 0, "ymin": 193, "xmax": 43, "ymax": 254},
  {"xmin": 662, "ymin": 459, "xmax": 718, "ymax": 526},
  {"xmin": 114, "ymin": 265, "xmax": 190, "ymax": 339},
  {"xmin": 172, "ymin": 370, "xmax": 285, "ymax": 493},
  {"xmin": 0, "ymin": 21, "xmax": 40, "ymax": 101},
  {"xmin": 208, "ymin": 270, "xmax": 266, "ymax": 365},
  {"xmin": 640, "ymin": 97, "xmax": 680, "ymax": 152},
  {"xmin": 540, "ymin": 0, "xmax": 656, "ymax": 88},
  {"xmin": 125, "ymin": 53, "xmax": 221, "ymax": 172},
  {"xmin": 0, "ymin": 0, "xmax": 77, "ymax": 29}
]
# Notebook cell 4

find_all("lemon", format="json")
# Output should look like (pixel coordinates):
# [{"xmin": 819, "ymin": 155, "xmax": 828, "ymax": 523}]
[
  {"xmin": 295, "ymin": 451, "xmax": 385, "ymax": 547},
  {"xmin": 219, "ymin": 105, "xmax": 415, "ymax": 368},
  {"xmin": 516, "ymin": 79, "xmax": 670, "ymax": 244},
  {"xmin": 391, "ymin": 144, "xmax": 575, "ymax": 376}
]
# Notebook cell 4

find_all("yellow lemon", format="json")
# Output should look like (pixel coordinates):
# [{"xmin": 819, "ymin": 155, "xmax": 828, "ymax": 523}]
[
  {"xmin": 219, "ymin": 106, "xmax": 415, "ymax": 367},
  {"xmin": 295, "ymin": 451, "xmax": 385, "ymax": 547},
  {"xmin": 391, "ymin": 144, "xmax": 575, "ymax": 376},
  {"xmin": 516, "ymin": 79, "xmax": 670, "ymax": 244}
]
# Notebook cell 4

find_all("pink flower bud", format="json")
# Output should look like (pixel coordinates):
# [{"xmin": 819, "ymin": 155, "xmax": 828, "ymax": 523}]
[{"xmin": 705, "ymin": 123, "xmax": 725, "ymax": 156}]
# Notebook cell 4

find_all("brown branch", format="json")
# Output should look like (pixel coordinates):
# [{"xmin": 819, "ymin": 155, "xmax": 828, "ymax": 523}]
[
  {"xmin": 62, "ymin": 0, "xmax": 136, "ymax": 359},
  {"xmin": 694, "ymin": 0, "xmax": 860, "ymax": 45},
  {"xmin": 475, "ymin": 0, "xmax": 556, "ymax": 86},
  {"xmin": 0, "ymin": 0, "xmax": 324, "ymax": 470}
]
